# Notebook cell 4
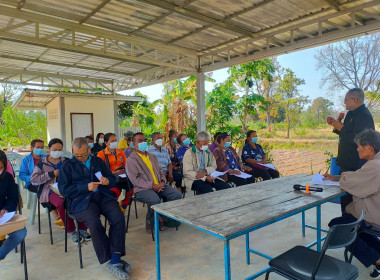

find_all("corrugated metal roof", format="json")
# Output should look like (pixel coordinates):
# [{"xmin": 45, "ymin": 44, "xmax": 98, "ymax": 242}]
[{"xmin": 0, "ymin": 0, "xmax": 378, "ymax": 92}]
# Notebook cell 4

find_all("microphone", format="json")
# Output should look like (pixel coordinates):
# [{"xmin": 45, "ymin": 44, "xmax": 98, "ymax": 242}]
[
  {"xmin": 293, "ymin": 184, "xmax": 323, "ymax": 192},
  {"xmin": 337, "ymin": 112, "xmax": 345, "ymax": 122}
]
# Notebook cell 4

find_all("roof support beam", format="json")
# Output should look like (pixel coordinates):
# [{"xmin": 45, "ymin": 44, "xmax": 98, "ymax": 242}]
[
  {"xmin": 137, "ymin": 0, "xmax": 255, "ymax": 37},
  {"xmin": 79, "ymin": 0, "xmax": 112, "ymax": 24}
]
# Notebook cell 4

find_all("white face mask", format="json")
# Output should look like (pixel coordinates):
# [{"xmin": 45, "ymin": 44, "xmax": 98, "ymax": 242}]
[
  {"xmin": 50, "ymin": 151, "xmax": 63, "ymax": 159},
  {"xmin": 99, "ymin": 138, "xmax": 105, "ymax": 144},
  {"xmin": 0, "ymin": 171, "xmax": 3, "ymax": 175},
  {"xmin": 155, "ymin": 139, "xmax": 163, "ymax": 146},
  {"xmin": 201, "ymin": 145, "xmax": 209, "ymax": 151},
  {"xmin": 109, "ymin": 142, "xmax": 118, "ymax": 149}
]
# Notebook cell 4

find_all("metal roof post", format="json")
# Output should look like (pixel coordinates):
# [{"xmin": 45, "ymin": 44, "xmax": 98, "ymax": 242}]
[{"xmin": 196, "ymin": 71, "xmax": 206, "ymax": 133}]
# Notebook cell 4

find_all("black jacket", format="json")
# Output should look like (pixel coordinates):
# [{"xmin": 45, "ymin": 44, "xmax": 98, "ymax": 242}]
[
  {"xmin": 58, "ymin": 156, "xmax": 116, "ymax": 213},
  {"xmin": 0, "ymin": 172, "xmax": 18, "ymax": 212},
  {"xmin": 92, "ymin": 143, "xmax": 106, "ymax": 155},
  {"xmin": 335, "ymin": 104, "xmax": 374, "ymax": 170}
]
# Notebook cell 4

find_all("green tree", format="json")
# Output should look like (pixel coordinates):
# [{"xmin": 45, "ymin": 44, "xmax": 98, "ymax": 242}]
[
  {"xmin": 0, "ymin": 104, "xmax": 47, "ymax": 146},
  {"xmin": 206, "ymin": 80, "xmax": 238, "ymax": 131},
  {"xmin": 310, "ymin": 97, "xmax": 333, "ymax": 124},
  {"xmin": 228, "ymin": 59, "xmax": 275, "ymax": 133},
  {"xmin": 0, "ymin": 83, "xmax": 22, "ymax": 117},
  {"xmin": 275, "ymin": 69, "xmax": 309, "ymax": 138}
]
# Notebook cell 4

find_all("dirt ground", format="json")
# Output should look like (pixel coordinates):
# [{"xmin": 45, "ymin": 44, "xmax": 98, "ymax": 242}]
[{"xmin": 271, "ymin": 149, "xmax": 333, "ymax": 176}]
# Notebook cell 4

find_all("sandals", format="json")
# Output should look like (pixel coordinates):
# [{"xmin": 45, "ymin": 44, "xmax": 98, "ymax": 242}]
[{"xmin": 145, "ymin": 217, "xmax": 166, "ymax": 234}]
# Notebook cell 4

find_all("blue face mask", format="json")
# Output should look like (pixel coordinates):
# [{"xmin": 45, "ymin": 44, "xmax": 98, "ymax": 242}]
[
  {"xmin": 183, "ymin": 138, "xmax": 191, "ymax": 146},
  {"xmin": 33, "ymin": 148, "xmax": 44, "ymax": 156},
  {"xmin": 89, "ymin": 143, "xmax": 94, "ymax": 148},
  {"xmin": 130, "ymin": 142, "xmax": 134, "ymax": 149},
  {"xmin": 173, "ymin": 138, "xmax": 178, "ymax": 143},
  {"xmin": 224, "ymin": 142, "xmax": 231, "ymax": 148},
  {"xmin": 138, "ymin": 142, "xmax": 148, "ymax": 152},
  {"xmin": 251, "ymin": 137, "xmax": 258, "ymax": 143}
]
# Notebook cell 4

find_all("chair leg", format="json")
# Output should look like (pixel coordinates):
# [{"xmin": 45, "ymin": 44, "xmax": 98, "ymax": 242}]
[
  {"xmin": 265, "ymin": 269, "xmax": 272, "ymax": 280},
  {"xmin": 126, "ymin": 199, "xmax": 132, "ymax": 233},
  {"xmin": 22, "ymin": 240, "xmax": 28, "ymax": 280},
  {"xmin": 48, "ymin": 211, "xmax": 53, "ymax": 245},
  {"xmin": 134, "ymin": 200, "xmax": 138, "ymax": 219},
  {"xmin": 37, "ymin": 201, "xmax": 41, "ymax": 234},
  {"xmin": 74, "ymin": 219, "xmax": 83, "ymax": 269},
  {"xmin": 64, "ymin": 209, "xmax": 68, "ymax": 253},
  {"xmin": 29, "ymin": 193, "xmax": 37, "ymax": 225}
]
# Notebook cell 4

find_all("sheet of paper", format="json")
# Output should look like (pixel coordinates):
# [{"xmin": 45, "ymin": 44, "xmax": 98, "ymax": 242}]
[
  {"xmin": 0, "ymin": 211, "xmax": 16, "ymax": 225},
  {"xmin": 51, "ymin": 183, "xmax": 58, "ymax": 189},
  {"xmin": 311, "ymin": 173, "xmax": 339, "ymax": 186},
  {"xmin": 231, "ymin": 170, "xmax": 252, "ymax": 179},
  {"xmin": 210, "ymin": 170, "xmax": 228, "ymax": 178},
  {"xmin": 118, "ymin": 174, "xmax": 127, "ymax": 178},
  {"xmin": 95, "ymin": 171, "xmax": 103, "ymax": 181},
  {"xmin": 257, "ymin": 163, "xmax": 276, "ymax": 169}
]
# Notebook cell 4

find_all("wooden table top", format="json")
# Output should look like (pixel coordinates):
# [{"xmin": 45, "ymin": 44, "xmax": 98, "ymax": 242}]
[{"xmin": 152, "ymin": 174, "xmax": 344, "ymax": 238}]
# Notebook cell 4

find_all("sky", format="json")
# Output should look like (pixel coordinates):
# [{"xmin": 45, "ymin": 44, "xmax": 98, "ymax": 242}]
[{"xmin": 121, "ymin": 45, "xmax": 346, "ymax": 110}]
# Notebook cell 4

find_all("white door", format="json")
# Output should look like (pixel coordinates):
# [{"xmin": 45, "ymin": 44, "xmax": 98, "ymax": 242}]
[{"xmin": 71, "ymin": 113, "xmax": 93, "ymax": 140}]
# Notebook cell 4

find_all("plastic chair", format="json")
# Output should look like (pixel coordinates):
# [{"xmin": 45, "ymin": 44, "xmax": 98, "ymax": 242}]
[
  {"xmin": 64, "ymin": 199, "xmax": 83, "ymax": 269},
  {"xmin": 345, "ymin": 220, "xmax": 380, "ymax": 263},
  {"xmin": 6, "ymin": 152, "xmax": 24, "ymax": 187},
  {"xmin": 265, "ymin": 211, "xmax": 365, "ymax": 280}
]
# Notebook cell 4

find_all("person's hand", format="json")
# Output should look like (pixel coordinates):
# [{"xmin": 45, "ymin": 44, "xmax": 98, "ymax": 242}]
[
  {"xmin": 168, "ymin": 175, "xmax": 174, "ymax": 183},
  {"xmin": 100, "ymin": 176, "xmax": 109, "ymax": 186},
  {"xmin": 153, "ymin": 185, "xmax": 163, "ymax": 193},
  {"xmin": 326, "ymin": 116, "xmax": 335, "ymax": 125},
  {"xmin": 88, "ymin": 182, "xmax": 101, "ymax": 191},
  {"xmin": 196, "ymin": 170, "xmax": 207, "ymax": 179},
  {"xmin": 205, "ymin": 176, "xmax": 215, "ymax": 183},
  {"xmin": 228, "ymin": 170, "xmax": 241, "ymax": 175},
  {"xmin": 54, "ymin": 169, "xmax": 59, "ymax": 177},
  {"xmin": 332, "ymin": 121, "xmax": 344, "ymax": 131},
  {"xmin": 0, "ymin": 209, "xmax": 8, "ymax": 218},
  {"xmin": 159, "ymin": 181, "xmax": 165, "ymax": 190},
  {"xmin": 242, "ymin": 166, "xmax": 252, "ymax": 172},
  {"xmin": 113, "ymin": 169, "xmax": 124, "ymax": 175},
  {"xmin": 323, "ymin": 174, "xmax": 337, "ymax": 181},
  {"xmin": 173, "ymin": 165, "xmax": 181, "ymax": 172},
  {"xmin": 262, "ymin": 159, "xmax": 268, "ymax": 164}
]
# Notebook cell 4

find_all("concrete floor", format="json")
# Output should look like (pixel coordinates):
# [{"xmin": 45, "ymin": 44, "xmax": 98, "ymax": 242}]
[{"xmin": 0, "ymin": 190, "xmax": 374, "ymax": 280}]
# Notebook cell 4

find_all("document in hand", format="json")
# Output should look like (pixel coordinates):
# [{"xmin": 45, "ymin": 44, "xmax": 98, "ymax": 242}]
[
  {"xmin": 231, "ymin": 170, "xmax": 252, "ymax": 179},
  {"xmin": 0, "ymin": 211, "xmax": 16, "ymax": 225},
  {"xmin": 95, "ymin": 171, "xmax": 103, "ymax": 181},
  {"xmin": 311, "ymin": 173, "xmax": 339, "ymax": 186},
  {"xmin": 51, "ymin": 183, "xmax": 58, "ymax": 189},
  {"xmin": 210, "ymin": 170, "xmax": 228, "ymax": 178},
  {"xmin": 257, "ymin": 163, "xmax": 276, "ymax": 169},
  {"xmin": 119, "ymin": 174, "xmax": 127, "ymax": 178}
]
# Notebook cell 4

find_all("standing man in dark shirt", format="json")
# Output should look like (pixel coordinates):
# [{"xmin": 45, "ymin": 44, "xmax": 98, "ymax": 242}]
[{"xmin": 327, "ymin": 88, "xmax": 375, "ymax": 213}]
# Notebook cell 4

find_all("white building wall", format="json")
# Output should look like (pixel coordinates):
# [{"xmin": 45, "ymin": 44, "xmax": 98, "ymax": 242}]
[
  {"xmin": 64, "ymin": 97, "xmax": 115, "ymax": 151},
  {"xmin": 46, "ymin": 97, "xmax": 62, "ymax": 142}
]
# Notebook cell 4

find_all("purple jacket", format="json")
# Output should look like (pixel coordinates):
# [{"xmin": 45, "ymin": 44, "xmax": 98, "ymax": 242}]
[
  {"xmin": 126, "ymin": 151, "xmax": 166, "ymax": 193},
  {"xmin": 213, "ymin": 146, "xmax": 243, "ymax": 181}
]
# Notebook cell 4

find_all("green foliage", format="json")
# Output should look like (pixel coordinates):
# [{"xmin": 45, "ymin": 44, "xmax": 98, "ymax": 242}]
[
  {"xmin": 0, "ymin": 104, "xmax": 47, "ymax": 146},
  {"xmin": 206, "ymin": 81, "xmax": 238, "ymax": 130},
  {"xmin": 275, "ymin": 69, "xmax": 309, "ymax": 138},
  {"xmin": 118, "ymin": 101, "xmax": 134, "ymax": 119}
]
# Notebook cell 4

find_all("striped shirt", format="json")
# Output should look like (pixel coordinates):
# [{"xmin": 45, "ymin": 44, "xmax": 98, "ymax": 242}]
[{"xmin": 147, "ymin": 146, "xmax": 171, "ymax": 173}]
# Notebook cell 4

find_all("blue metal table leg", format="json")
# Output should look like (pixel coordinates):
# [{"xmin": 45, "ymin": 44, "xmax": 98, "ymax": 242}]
[
  {"xmin": 302, "ymin": 211, "xmax": 306, "ymax": 237},
  {"xmin": 224, "ymin": 239, "xmax": 231, "ymax": 280},
  {"xmin": 246, "ymin": 233, "xmax": 250, "ymax": 265},
  {"xmin": 316, "ymin": 205, "xmax": 321, "ymax": 252},
  {"xmin": 155, "ymin": 211, "xmax": 161, "ymax": 280}
]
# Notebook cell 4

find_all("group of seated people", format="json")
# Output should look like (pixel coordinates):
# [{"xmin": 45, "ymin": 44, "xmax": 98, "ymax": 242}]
[{"xmin": 2, "ymin": 127, "xmax": 379, "ymax": 279}]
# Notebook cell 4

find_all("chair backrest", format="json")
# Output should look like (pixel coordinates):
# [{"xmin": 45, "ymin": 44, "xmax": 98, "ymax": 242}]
[
  {"xmin": 61, "ymin": 151, "xmax": 73, "ymax": 159},
  {"xmin": 6, "ymin": 152, "xmax": 24, "ymax": 172},
  {"xmin": 323, "ymin": 210, "xmax": 365, "ymax": 250}
]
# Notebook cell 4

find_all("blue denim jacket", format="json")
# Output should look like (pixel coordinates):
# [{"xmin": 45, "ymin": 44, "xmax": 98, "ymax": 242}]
[{"xmin": 19, "ymin": 153, "xmax": 44, "ymax": 188}]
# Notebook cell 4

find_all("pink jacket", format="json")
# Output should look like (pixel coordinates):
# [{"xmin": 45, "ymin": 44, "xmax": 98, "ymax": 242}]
[
  {"xmin": 126, "ymin": 151, "xmax": 166, "ymax": 193},
  {"xmin": 6, "ymin": 161, "xmax": 14, "ymax": 178}
]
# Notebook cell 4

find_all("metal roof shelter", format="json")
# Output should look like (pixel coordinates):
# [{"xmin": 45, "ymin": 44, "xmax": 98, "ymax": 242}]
[
  {"xmin": 0, "ymin": 0, "xmax": 379, "ymax": 130},
  {"xmin": 13, "ymin": 88, "xmax": 142, "ymax": 110}
]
